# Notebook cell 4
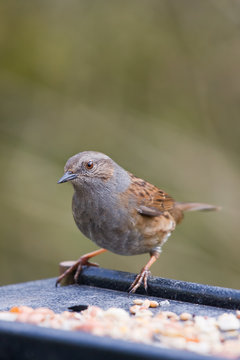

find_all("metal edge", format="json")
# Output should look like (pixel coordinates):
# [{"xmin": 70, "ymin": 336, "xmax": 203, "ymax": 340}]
[{"xmin": 78, "ymin": 267, "xmax": 240, "ymax": 310}]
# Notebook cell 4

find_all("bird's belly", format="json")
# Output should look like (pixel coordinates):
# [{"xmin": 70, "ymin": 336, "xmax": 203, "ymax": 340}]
[
  {"xmin": 77, "ymin": 217, "xmax": 146, "ymax": 255},
  {"xmin": 92, "ymin": 228, "xmax": 146, "ymax": 255},
  {"xmin": 72, "ymin": 195, "xmax": 174, "ymax": 256},
  {"xmin": 74, "ymin": 212, "xmax": 171, "ymax": 256}
]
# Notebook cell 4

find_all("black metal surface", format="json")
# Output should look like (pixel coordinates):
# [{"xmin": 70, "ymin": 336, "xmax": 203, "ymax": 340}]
[
  {"xmin": 78, "ymin": 267, "xmax": 240, "ymax": 310},
  {"xmin": 0, "ymin": 267, "xmax": 240, "ymax": 360}
]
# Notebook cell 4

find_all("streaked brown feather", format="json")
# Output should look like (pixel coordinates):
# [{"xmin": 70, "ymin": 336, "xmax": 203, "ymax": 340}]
[
  {"xmin": 122, "ymin": 173, "xmax": 218, "ymax": 250},
  {"xmin": 128, "ymin": 173, "xmax": 175, "ymax": 215}
]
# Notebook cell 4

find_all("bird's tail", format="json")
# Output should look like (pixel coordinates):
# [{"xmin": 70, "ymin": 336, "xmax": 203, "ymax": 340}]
[{"xmin": 175, "ymin": 202, "xmax": 220, "ymax": 212}]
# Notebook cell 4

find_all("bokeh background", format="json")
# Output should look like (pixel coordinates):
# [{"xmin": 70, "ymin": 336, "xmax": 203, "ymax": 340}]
[{"xmin": 0, "ymin": 0, "xmax": 239, "ymax": 288}]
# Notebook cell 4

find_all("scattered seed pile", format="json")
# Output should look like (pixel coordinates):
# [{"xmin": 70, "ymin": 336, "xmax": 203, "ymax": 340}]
[{"xmin": 0, "ymin": 300, "xmax": 240, "ymax": 359}]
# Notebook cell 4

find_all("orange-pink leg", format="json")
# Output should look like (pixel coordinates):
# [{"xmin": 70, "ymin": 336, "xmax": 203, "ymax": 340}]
[
  {"xmin": 128, "ymin": 252, "xmax": 159, "ymax": 293},
  {"xmin": 55, "ymin": 248, "xmax": 107, "ymax": 286}
]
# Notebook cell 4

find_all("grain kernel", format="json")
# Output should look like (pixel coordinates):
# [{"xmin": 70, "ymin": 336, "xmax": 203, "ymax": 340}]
[
  {"xmin": 133, "ymin": 299, "xmax": 144, "ymax": 305},
  {"xmin": 141, "ymin": 299, "xmax": 150, "ymax": 309},
  {"xmin": 149, "ymin": 300, "xmax": 159, "ymax": 308},
  {"xmin": 159, "ymin": 300, "xmax": 170, "ymax": 307},
  {"xmin": 130, "ymin": 305, "xmax": 139, "ymax": 315},
  {"xmin": 180, "ymin": 312, "xmax": 192, "ymax": 321}
]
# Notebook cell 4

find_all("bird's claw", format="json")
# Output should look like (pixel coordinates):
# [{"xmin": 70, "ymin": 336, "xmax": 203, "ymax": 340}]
[
  {"xmin": 73, "ymin": 260, "xmax": 99, "ymax": 282},
  {"xmin": 55, "ymin": 258, "xmax": 99, "ymax": 287},
  {"xmin": 128, "ymin": 269, "xmax": 151, "ymax": 294}
]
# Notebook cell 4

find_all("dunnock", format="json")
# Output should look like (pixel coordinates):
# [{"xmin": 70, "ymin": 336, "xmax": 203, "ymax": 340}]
[{"xmin": 56, "ymin": 151, "xmax": 218, "ymax": 293}]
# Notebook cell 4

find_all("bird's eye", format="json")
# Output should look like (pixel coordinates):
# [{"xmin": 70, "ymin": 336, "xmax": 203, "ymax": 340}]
[{"xmin": 86, "ymin": 160, "xmax": 93, "ymax": 169}]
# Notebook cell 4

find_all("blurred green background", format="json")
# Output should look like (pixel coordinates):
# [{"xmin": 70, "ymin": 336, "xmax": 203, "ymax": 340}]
[{"xmin": 0, "ymin": 0, "xmax": 239, "ymax": 288}]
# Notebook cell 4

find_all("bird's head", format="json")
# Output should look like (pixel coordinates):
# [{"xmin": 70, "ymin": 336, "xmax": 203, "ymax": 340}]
[{"xmin": 57, "ymin": 151, "xmax": 115, "ymax": 186}]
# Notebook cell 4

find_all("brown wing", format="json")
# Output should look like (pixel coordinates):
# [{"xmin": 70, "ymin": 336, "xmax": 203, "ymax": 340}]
[{"xmin": 128, "ymin": 173, "xmax": 175, "ymax": 217}]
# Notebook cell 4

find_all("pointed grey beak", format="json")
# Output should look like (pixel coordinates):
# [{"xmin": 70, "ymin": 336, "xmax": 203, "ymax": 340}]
[{"xmin": 58, "ymin": 171, "xmax": 77, "ymax": 184}]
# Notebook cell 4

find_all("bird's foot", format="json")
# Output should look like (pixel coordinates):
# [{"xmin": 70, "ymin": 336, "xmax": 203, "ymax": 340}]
[
  {"xmin": 55, "ymin": 257, "xmax": 99, "ymax": 287},
  {"xmin": 128, "ymin": 269, "xmax": 151, "ymax": 294}
]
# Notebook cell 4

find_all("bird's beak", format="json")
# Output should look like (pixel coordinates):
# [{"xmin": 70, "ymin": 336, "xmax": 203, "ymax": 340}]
[{"xmin": 57, "ymin": 171, "xmax": 77, "ymax": 184}]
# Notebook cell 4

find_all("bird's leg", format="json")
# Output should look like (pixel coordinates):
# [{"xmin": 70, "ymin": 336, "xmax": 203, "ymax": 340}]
[
  {"xmin": 128, "ymin": 252, "xmax": 159, "ymax": 293},
  {"xmin": 55, "ymin": 248, "xmax": 107, "ymax": 286}
]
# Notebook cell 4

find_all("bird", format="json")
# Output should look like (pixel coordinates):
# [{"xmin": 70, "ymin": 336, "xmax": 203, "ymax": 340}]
[{"xmin": 56, "ymin": 151, "xmax": 219, "ymax": 293}]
